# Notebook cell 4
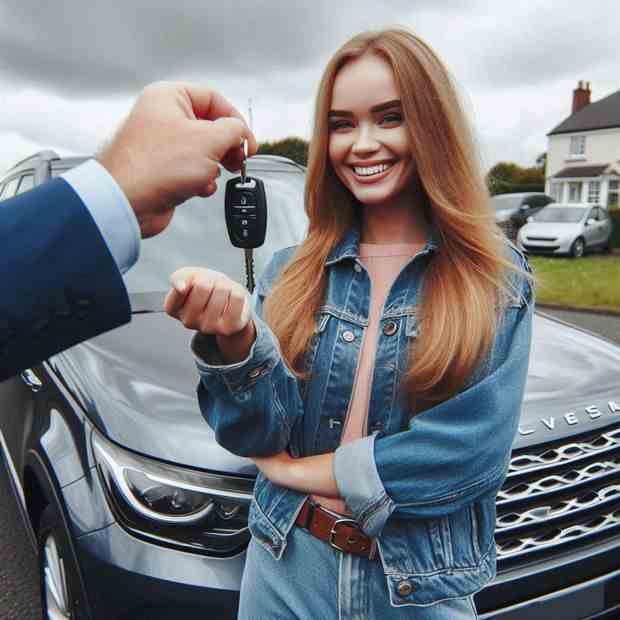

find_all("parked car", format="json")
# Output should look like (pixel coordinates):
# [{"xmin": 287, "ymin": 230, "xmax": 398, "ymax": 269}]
[
  {"xmin": 517, "ymin": 203, "xmax": 614, "ymax": 258},
  {"xmin": 1, "ymin": 151, "xmax": 620, "ymax": 619},
  {"xmin": 491, "ymin": 192, "xmax": 555, "ymax": 241}
]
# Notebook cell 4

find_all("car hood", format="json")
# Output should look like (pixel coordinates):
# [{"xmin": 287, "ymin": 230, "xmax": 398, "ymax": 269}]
[
  {"xmin": 521, "ymin": 222, "xmax": 580, "ymax": 237},
  {"xmin": 51, "ymin": 303, "xmax": 620, "ymax": 470}
]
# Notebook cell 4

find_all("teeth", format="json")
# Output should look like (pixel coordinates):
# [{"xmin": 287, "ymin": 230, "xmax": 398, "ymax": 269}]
[{"xmin": 353, "ymin": 163, "xmax": 392, "ymax": 176}]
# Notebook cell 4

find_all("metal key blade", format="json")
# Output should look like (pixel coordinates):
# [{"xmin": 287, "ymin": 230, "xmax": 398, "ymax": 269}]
[{"xmin": 244, "ymin": 248, "xmax": 255, "ymax": 293}]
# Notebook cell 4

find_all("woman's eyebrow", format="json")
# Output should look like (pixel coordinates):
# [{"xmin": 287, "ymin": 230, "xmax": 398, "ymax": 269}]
[{"xmin": 328, "ymin": 99, "xmax": 402, "ymax": 117}]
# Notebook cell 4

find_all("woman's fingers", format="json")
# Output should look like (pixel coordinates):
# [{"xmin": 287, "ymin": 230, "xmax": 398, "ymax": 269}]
[{"xmin": 165, "ymin": 268, "xmax": 251, "ymax": 335}]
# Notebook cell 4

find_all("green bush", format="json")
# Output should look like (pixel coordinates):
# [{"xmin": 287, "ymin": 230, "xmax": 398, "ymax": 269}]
[{"xmin": 609, "ymin": 207, "xmax": 620, "ymax": 248}]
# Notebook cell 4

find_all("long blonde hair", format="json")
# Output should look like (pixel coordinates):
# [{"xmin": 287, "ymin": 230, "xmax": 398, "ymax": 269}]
[{"xmin": 264, "ymin": 27, "xmax": 534, "ymax": 414}]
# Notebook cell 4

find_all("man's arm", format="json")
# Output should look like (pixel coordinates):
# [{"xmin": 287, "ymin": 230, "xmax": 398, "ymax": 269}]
[
  {"xmin": 0, "ymin": 176, "xmax": 131, "ymax": 381},
  {"xmin": 0, "ymin": 81, "xmax": 257, "ymax": 381}
]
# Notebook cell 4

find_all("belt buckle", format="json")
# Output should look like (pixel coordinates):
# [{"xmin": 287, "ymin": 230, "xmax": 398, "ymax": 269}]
[{"xmin": 329, "ymin": 518, "xmax": 362, "ymax": 553}]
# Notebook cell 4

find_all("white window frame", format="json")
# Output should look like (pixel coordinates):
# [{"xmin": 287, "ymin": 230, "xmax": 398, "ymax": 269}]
[
  {"xmin": 568, "ymin": 181, "xmax": 583, "ymax": 203},
  {"xmin": 569, "ymin": 135, "xmax": 586, "ymax": 158},
  {"xmin": 550, "ymin": 181, "xmax": 563, "ymax": 202},
  {"xmin": 587, "ymin": 180, "xmax": 600, "ymax": 204}
]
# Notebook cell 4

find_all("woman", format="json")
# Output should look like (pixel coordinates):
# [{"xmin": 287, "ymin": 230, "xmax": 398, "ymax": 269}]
[{"xmin": 165, "ymin": 27, "xmax": 534, "ymax": 619}]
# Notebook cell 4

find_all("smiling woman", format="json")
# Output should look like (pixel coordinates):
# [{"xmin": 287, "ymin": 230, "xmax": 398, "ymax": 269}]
[{"xmin": 186, "ymin": 26, "xmax": 534, "ymax": 619}]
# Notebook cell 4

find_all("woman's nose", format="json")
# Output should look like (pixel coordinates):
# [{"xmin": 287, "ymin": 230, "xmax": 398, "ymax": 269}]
[{"xmin": 351, "ymin": 125, "xmax": 380, "ymax": 156}]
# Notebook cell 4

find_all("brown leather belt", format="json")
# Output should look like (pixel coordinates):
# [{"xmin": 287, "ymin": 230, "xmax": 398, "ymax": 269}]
[{"xmin": 294, "ymin": 498, "xmax": 379, "ymax": 560}]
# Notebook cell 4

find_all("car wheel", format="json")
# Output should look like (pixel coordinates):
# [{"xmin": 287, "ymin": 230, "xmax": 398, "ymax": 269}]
[
  {"xmin": 38, "ymin": 504, "xmax": 81, "ymax": 619},
  {"xmin": 570, "ymin": 237, "xmax": 585, "ymax": 258}
]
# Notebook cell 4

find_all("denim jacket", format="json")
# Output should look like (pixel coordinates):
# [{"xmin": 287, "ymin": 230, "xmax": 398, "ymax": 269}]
[{"xmin": 194, "ymin": 224, "xmax": 534, "ymax": 607}]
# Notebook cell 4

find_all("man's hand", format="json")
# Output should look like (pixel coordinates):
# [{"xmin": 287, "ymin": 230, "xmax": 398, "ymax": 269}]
[
  {"xmin": 97, "ymin": 81, "xmax": 257, "ymax": 238},
  {"xmin": 164, "ymin": 267, "xmax": 255, "ymax": 363}
]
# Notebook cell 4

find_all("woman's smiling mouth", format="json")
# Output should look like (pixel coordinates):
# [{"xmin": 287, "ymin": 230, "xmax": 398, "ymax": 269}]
[{"xmin": 350, "ymin": 161, "xmax": 396, "ymax": 182}]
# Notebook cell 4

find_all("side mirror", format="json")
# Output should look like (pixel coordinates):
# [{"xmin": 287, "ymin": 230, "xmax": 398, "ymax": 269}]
[
  {"xmin": 527, "ymin": 216, "xmax": 533, "ymax": 223},
  {"xmin": 586, "ymin": 218, "xmax": 595, "ymax": 226},
  {"xmin": 519, "ymin": 204, "xmax": 529, "ymax": 211}
]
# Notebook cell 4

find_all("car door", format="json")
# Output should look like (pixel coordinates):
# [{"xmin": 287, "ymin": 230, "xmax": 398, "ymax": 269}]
[{"xmin": 582, "ymin": 207, "xmax": 599, "ymax": 245}]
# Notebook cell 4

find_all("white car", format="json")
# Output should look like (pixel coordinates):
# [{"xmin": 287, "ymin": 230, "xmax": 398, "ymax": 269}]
[{"xmin": 516, "ymin": 203, "xmax": 614, "ymax": 258}]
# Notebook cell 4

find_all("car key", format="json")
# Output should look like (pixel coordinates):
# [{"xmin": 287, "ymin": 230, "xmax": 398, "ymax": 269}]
[{"xmin": 224, "ymin": 140, "xmax": 267, "ymax": 293}]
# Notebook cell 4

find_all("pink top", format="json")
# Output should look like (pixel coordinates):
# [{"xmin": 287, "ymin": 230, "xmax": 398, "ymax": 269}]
[{"xmin": 310, "ymin": 241, "xmax": 424, "ymax": 516}]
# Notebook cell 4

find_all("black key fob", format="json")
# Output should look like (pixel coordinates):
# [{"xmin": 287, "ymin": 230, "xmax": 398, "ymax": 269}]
[{"xmin": 224, "ymin": 176, "xmax": 267, "ymax": 249}]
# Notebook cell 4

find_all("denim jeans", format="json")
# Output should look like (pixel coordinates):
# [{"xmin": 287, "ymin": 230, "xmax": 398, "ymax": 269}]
[{"xmin": 239, "ymin": 525, "xmax": 479, "ymax": 619}]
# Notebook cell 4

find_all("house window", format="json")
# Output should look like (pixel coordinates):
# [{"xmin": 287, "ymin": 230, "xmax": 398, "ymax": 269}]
[
  {"xmin": 550, "ymin": 182, "xmax": 563, "ymax": 201},
  {"xmin": 608, "ymin": 179, "xmax": 619, "ymax": 207},
  {"xmin": 588, "ymin": 181, "xmax": 600, "ymax": 203},
  {"xmin": 568, "ymin": 181, "xmax": 582, "ymax": 203},
  {"xmin": 569, "ymin": 135, "xmax": 586, "ymax": 157}
]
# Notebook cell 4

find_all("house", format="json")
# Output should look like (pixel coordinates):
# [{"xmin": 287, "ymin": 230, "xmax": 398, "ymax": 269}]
[{"xmin": 546, "ymin": 81, "xmax": 620, "ymax": 208}]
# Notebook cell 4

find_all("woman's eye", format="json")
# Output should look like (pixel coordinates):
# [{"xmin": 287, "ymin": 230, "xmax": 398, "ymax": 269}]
[
  {"xmin": 380, "ymin": 112, "xmax": 402, "ymax": 125},
  {"xmin": 329, "ymin": 119, "xmax": 353, "ymax": 131}
]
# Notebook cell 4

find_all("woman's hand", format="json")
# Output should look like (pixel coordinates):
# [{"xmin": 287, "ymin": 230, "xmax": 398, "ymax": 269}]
[
  {"xmin": 164, "ymin": 267, "xmax": 252, "ymax": 336},
  {"xmin": 164, "ymin": 267, "xmax": 256, "ymax": 363},
  {"xmin": 253, "ymin": 450, "xmax": 341, "ymax": 499}
]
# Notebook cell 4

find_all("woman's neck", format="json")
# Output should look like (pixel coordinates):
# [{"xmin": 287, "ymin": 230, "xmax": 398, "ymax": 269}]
[{"xmin": 359, "ymin": 189, "xmax": 429, "ymax": 245}]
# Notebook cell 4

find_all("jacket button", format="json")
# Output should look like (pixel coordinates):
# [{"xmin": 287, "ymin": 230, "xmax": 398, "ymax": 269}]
[
  {"xmin": 342, "ymin": 330, "xmax": 355, "ymax": 342},
  {"xmin": 353, "ymin": 263, "xmax": 362, "ymax": 272},
  {"xmin": 397, "ymin": 580, "xmax": 415, "ymax": 597},
  {"xmin": 383, "ymin": 321, "xmax": 398, "ymax": 336},
  {"xmin": 248, "ymin": 366, "xmax": 264, "ymax": 378}
]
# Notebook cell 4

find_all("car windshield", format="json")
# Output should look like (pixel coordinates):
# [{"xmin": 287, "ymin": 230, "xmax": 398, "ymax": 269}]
[
  {"xmin": 489, "ymin": 195, "xmax": 527, "ymax": 210},
  {"xmin": 121, "ymin": 163, "xmax": 308, "ymax": 293},
  {"xmin": 531, "ymin": 206, "xmax": 587, "ymax": 223}
]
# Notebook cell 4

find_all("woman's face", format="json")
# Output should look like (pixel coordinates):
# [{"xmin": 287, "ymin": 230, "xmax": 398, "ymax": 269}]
[{"xmin": 328, "ymin": 53, "xmax": 416, "ymax": 208}]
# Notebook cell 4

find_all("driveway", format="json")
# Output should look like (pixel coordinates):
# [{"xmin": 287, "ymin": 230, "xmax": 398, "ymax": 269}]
[{"xmin": 537, "ymin": 306, "xmax": 620, "ymax": 346}]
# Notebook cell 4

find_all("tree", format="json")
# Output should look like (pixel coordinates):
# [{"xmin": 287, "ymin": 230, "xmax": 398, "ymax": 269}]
[
  {"xmin": 486, "ymin": 159, "xmax": 546, "ymax": 195},
  {"xmin": 257, "ymin": 137, "xmax": 309, "ymax": 166}
]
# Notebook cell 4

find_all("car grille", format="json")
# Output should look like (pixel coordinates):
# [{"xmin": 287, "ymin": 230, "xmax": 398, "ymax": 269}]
[
  {"xmin": 495, "ymin": 423, "xmax": 620, "ymax": 566},
  {"xmin": 522, "ymin": 243, "xmax": 560, "ymax": 252}
]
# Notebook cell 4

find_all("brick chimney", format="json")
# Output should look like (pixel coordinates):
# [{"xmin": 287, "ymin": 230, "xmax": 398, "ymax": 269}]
[{"xmin": 572, "ymin": 80, "xmax": 591, "ymax": 114}]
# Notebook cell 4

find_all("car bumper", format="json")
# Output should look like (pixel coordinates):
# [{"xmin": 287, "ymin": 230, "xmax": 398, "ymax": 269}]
[
  {"xmin": 480, "ymin": 566, "xmax": 620, "ymax": 619},
  {"xmin": 76, "ymin": 521, "xmax": 243, "ymax": 619},
  {"xmin": 517, "ymin": 237, "xmax": 574, "ymax": 255}
]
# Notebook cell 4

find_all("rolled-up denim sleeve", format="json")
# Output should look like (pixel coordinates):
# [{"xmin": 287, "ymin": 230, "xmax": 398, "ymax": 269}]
[
  {"xmin": 334, "ymin": 263, "xmax": 534, "ymax": 538},
  {"xmin": 193, "ymin": 253, "xmax": 304, "ymax": 458}
]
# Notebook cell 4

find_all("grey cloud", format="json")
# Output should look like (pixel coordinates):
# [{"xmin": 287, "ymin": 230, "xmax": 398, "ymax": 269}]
[
  {"xmin": 458, "ymin": 2, "xmax": 619, "ymax": 90},
  {"xmin": 0, "ymin": 0, "xmax": 470, "ymax": 97}
]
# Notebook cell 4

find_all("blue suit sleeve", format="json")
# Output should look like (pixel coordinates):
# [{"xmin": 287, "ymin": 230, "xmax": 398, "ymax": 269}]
[{"xmin": 0, "ymin": 177, "xmax": 131, "ymax": 380}]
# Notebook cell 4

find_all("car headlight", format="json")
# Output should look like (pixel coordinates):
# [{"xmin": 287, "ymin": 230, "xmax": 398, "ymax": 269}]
[{"xmin": 92, "ymin": 429, "xmax": 254, "ymax": 557}]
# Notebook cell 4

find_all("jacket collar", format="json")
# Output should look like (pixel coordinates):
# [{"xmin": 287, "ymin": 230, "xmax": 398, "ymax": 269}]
[{"xmin": 325, "ymin": 220, "xmax": 441, "ymax": 266}]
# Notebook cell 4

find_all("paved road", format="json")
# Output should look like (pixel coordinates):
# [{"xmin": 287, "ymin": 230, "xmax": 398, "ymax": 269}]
[
  {"xmin": 1, "ymin": 307, "xmax": 619, "ymax": 619},
  {"xmin": 0, "ymin": 452, "xmax": 40, "ymax": 620},
  {"xmin": 538, "ymin": 306, "xmax": 620, "ymax": 346}
]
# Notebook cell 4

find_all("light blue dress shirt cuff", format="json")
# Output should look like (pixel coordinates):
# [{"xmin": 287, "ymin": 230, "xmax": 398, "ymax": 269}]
[
  {"xmin": 62, "ymin": 159, "xmax": 140, "ymax": 274},
  {"xmin": 334, "ymin": 434, "xmax": 396, "ymax": 538}
]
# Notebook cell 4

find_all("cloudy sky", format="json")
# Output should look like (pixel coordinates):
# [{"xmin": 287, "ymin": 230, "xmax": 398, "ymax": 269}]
[{"xmin": 1, "ymin": 0, "xmax": 618, "ymax": 176}]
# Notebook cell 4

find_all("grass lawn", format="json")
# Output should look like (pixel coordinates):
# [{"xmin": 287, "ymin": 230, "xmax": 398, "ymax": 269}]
[{"xmin": 528, "ymin": 253, "xmax": 620, "ymax": 312}]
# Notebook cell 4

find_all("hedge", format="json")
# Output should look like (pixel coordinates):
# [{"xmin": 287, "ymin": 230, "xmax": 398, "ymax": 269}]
[{"xmin": 610, "ymin": 207, "xmax": 620, "ymax": 249}]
